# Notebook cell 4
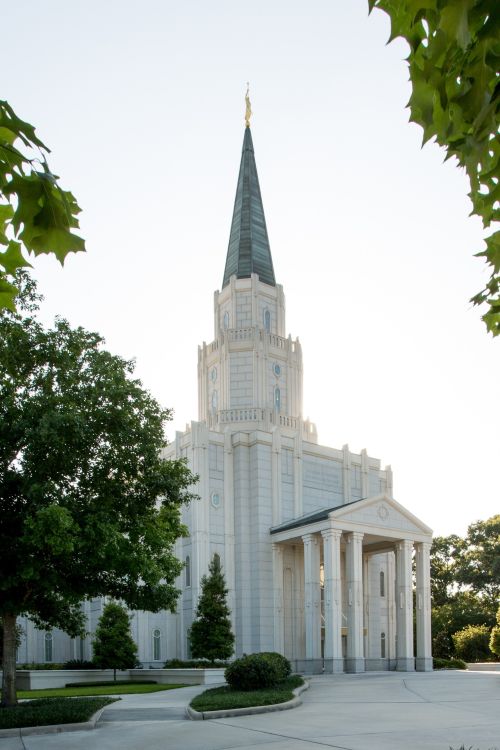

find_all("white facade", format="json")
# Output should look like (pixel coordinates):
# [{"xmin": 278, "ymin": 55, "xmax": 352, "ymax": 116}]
[{"xmin": 16, "ymin": 125, "xmax": 433, "ymax": 673}]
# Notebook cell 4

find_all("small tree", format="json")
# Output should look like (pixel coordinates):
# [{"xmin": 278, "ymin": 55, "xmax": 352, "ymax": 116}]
[
  {"xmin": 452, "ymin": 624, "xmax": 492, "ymax": 663},
  {"xmin": 93, "ymin": 603, "xmax": 137, "ymax": 681},
  {"xmin": 489, "ymin": 606, "xmax": 500, "ymax": 660},
  {"xmin": 189, "ymin": 556, "xmax": 234, "ymax": 662}
]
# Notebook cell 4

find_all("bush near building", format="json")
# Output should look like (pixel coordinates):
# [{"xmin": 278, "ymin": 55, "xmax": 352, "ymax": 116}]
[{"xmin": 452, "ymin": 625, "xmax": 492, "ymax": 662}]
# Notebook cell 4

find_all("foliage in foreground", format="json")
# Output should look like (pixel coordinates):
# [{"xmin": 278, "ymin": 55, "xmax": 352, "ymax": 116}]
[
  {"xmin": 92, "ymin": 603, "xmax": 137, "ymax": 680},
  {"xmin": 369, "ymin": 2, "xmax": 500, "ymax": 334},
  {"xmin": 0, "ymin": 101, "xmax": 85, "ymax": 311},
  {"xmin": 17, "ymin": 684, "xmax": 183, "ymax": 699},
  {"xmin": 189, "ymin": 556, "xmax": 234, "ymax": 662},
  {"xmin": 0, "ymin": 274, "xmax": 197, "ymax": 706},
  {"xmin": 489, "ymin": 606, "xmax": 500, "ymax": 658},
  {"xmin": 433, "ymin": 656, "xmax": 467, "ymax": 670},
  {"xmin": 190, "ymin": 675, "xmax": 303, "ymax": 712},
  {"xmin": 0, "ymin": 696, "xmax": 116, "ymax": 730},
  {"xmin": 452, "ymin": 624, "xmax": 494, "ymax": 662}
]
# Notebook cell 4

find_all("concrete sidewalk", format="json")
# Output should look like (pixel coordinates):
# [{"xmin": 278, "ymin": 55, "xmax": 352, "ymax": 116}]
[{"xmin": 0, "ymin": 670, "xmax": 499, "ymax": 750}]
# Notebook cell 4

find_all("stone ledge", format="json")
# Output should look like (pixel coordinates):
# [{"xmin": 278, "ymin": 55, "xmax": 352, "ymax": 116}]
[{"xmin": 186, "ymin": 679, "xmax": 309, "ymax": 721}]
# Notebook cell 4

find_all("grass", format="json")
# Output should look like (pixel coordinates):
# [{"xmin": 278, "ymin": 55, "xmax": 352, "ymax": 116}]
[
  {"xmin": 0, "ymin": 696, "xmax": 117, "ymax": 730},
  {"xmin": 433, "ymin": 657, "xmax": 467, "ymax": 670},
  {"xmin": 190, "ymin": 675, "xmax": 304, "ymax": 712},
  {"xmin": 18, "ymin": 683, "xmax": 186, "ymax": 699}
]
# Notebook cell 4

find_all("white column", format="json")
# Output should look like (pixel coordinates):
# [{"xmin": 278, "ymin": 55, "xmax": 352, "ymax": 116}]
[
  {"xmin": 302, "ymin": 533, "xmax": 321, "ymax": 671},
  {"xmin": 395, "ymin": 539, "xmax": 415, "ymax": 671},
  {"xmin": 321, "ymin": 529, "xmax": 343, "ymax": 673},
  {"xmin": 345, "ymin": 531, "xmax": 364, "ymax": 672},
  {"xmin": 415, "ymin": 541, "xmax": 432, "ymax": 671},
  {"xmin": 272, "ymin": 543, "xmax": 285, "ymax": 654}
]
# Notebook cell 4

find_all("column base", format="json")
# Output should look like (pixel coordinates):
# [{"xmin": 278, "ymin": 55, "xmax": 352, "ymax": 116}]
[
  {"xmin": 416, "ymin": 657, "xmax": 433, "ymax": 672},
  {"xmin": 323, "ymin": 658, "xmax": 344, "ymax": 674},
  {"xmin": 295, "ymin": 658, "xmax": 323, "ymax": 674},
  {"xmin": 364, "ymin": 658, "xmax": 390, "ymax": 672},
  {"xmin": 396, "ymin": 657, "xmax": 415, "ymax": 672},
  {"xmin": 345, "ymin": 657, "xmax": 365, "ymax": 673}
]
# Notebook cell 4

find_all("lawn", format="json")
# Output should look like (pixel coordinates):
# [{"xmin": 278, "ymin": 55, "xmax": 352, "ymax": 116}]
[
  {"xmin": 190, "ymin": 675, "xmax": 304, "ymax": 712},
  {"xmin": 0, "ymin": 697, "xmax": 117, "ymax": 730},
  {"xmin": 18, "ymin": 682, "xmax": 186, "ymax": 699}
]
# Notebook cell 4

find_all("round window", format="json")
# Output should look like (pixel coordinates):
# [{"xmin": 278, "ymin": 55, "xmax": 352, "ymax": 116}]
[{"xmin": 273, "ymin": 363, "xmax": 281, "ymax": 377}]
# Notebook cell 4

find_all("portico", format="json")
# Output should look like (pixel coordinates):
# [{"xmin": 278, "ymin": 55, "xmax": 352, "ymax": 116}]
[{"xmin": 270, "ymin": 494, "xmax": 433, "ymax": 674}]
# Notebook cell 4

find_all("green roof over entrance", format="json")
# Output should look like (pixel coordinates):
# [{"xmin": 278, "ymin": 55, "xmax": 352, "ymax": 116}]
[{"xmin": 222, "ymin": 127, "xmax": 276, "ymax": 289}]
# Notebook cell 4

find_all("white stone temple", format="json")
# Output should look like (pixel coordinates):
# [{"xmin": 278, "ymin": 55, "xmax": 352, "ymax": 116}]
[{"xmin": 16, "ymin": 118, "xmax": 433, "ymax": 673}]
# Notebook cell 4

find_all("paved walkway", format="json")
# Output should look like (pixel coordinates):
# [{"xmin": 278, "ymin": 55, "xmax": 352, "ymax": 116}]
[{"xmin": 1, "ymin": 670, "xmax": 499, "ymax": 750}]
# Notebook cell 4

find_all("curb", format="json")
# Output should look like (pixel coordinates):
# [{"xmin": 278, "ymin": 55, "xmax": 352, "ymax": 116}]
[
  {"xmin": 0, "ymin": 704, "xmax": 107, "ymax": 738},
  {"xmin": 186, "ymin": 679, "xmax": 309, "ymax": 720}
]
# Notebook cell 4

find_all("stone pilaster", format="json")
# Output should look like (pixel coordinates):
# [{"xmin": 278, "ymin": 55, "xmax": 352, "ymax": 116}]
[
  {"xmin": 395, "ymin": 539, "xmax": 415, "ymax": 671},
  {"xmin": 321, "ymin": 528, "xmax": 343, "ymax": 673},
  {"xmin": 415, "ymin": 541, "xmax": 432, "ymax": 671},
  {"xmin": 345, "ymin": 531, "xmax": 364, "ymax": 672},
  {"xmin": 272, "ymin": 543, "xmax": 285, "ymax": 654}
]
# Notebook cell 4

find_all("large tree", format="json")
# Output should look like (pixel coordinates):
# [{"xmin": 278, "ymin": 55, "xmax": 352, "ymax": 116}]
[
  {"xmin": 0, "ymin": 276, "xmax": 197, "ymax": 706},
  {"xmin": 0, "ymin": 102, "xmax": 84, "ymax": 311},
  {"xmin": 369, "ymin": 1, "xmax": 500, "ymax": 335},
  {"xmin": 189, "ymin": 556, "xmax": 234, "ymax": 662}
]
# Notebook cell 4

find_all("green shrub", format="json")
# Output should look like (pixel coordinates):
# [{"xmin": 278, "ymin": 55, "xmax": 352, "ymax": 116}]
[
  {"xmin": 433, "ymin": 656, "xmax": 467, "ymax": 670},
  {"xmin": 17, "ymin": 663, "xmax": 64, "ymax": 670},
  {"xmin": 432, "ymin": 630, "xmax": 454, "ymax": 659},
  {"xmin": 0, "ymin": 697, "xmax": 116, "ymax": 730},
  {"xmin": 225, "ymin": 654, "xmax": 279, "ymax": 691},
  {"xmin": 163, "ymin": 658, "xmax": 228, "ymax": 669},
  {"xmin": 490, "ymin": 626, "xmax": 500, "ymax": 659},
  {"xmin": 63, "ymin": 659, "xmax": 97, "ymax": 670},
  {"xmin": 452, "ymin": 624, "xmax": 492, "ymax": 662},
  {"xmin": 258, "ymin": 652, "xmax": 291, "ymax": 680},
  {"xmin": 64, "ymin": 680, "xmax": 157, "ymax": 687}
]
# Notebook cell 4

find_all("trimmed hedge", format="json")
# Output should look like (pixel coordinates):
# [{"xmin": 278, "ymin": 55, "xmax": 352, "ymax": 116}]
[
  {"xmin": 163, "ymin": 658, "xmax": 228, "ymax": 669},
  {"xmin": 0, "ymin": 697, "xmax": 116, "ymax": 729},
  {"xmin": 433, "ymin": 657, "xmax": 467, "ymax": 670},
  {"xmin": 258, "ymin": 652, "xmax": 291, "ymax": 681},
  {"xmin": 225, "ymin": 654, "xmax": 280, "ymax": 691}
]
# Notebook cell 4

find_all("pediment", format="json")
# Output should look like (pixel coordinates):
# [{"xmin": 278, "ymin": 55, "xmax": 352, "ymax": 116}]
[{"xmin": 329, "ymin": 494, "xmax": 432, "ymax": 537}]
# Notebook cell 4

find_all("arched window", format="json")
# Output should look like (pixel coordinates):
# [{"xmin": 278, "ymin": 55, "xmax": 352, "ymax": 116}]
[
  {"xmin": 211, "ymin": 389, "xmax": 218, "ymax": 412},
  {"xmin": 380, "ymin": 571, "xmax": 385, "ymax": 597},
  {"xmin": 44, "ymin": 632, "xmax": 53, "ymax": 662},
  {"xmin": 153, "ymin": 629, "xmax": 161, "ymax": 661},
  {"xmin": 274, "ymin": 387, "xmax": 281, "ymax": 412},
  {"xmin": 223, "ymin": 311, "xmax": 230, "ymax": 330},
  {"xmin": 185, "ymin": 555, "xmax": 191, "ymax": 588},
  {"xmin": 264, "ymin": 309, "xmax": 271, "ymax": 332},
  {"xmin": 381, "ymin": 632, "xmax": 386, "ymax": 658},
  {"xmin": 213, "ymin": 553, "xmax": 221, "ymax": 569}
]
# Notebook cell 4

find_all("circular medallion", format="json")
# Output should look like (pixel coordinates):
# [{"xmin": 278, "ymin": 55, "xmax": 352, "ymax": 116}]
[
  {"xmin": 377, "ymin": 504, "xmax": 389, "ymax": 521},
  {"xmin": 211, "ymin": 492, "xmax": 221, "ymax": 509},
  {"xmin": 273, "ymin": 362, "xmax": 281, "ymax": 377}
]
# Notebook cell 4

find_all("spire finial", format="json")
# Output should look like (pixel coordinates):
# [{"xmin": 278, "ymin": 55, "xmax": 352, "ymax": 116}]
[{"xmin": 245, "ymin": 83, "xmax": 252, "ymax": 128}]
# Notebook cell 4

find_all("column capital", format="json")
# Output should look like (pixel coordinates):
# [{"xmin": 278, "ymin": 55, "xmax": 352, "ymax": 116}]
[
  {"xmin": 302, "ymin": 533, "xmax": 318, "ymax": 545},
  {"xmin": 415, "ymin": 540, "xmax": 432, "ymax": 554},
  {"xmin": 395, "ymin": 539, "xmax": 414, "ymax": 552},
  {"xmin": 321, "ymin": 528, "xmax": 342, "ymax": 542},
  {"xmin": 272, "ymin": 541, "xmax": 283, "ymax": 553},
  {"xmin": 346, "ymin": 531, "xmax": 364, "ymax": 544}
]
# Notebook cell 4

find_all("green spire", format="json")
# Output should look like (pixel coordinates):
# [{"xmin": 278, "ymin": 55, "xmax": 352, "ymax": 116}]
[{"xmin": 222, "ymin": 127, "xmax": 276, "ymax": 288}]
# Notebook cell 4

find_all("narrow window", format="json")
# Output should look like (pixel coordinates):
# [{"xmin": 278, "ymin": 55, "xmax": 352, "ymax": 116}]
[
  {"xmin": 380, "ymin": 571, "xmax": 385, "ymax": 597},
  {"xmin": 381, "ymin": 632, "xmax": 386, "ymax": 658},
  {"xmin": 185, "ymin": 555, "xmax": 191, "ymax": 587},
  {"xmin": 44, "ymin": 632, "xmax": 53, "ymax": 663},
  {"xmin": 153, "ymin": 629, "xmax": 161, "ymax": 661},
  {"xmin": 211, "ymin": 389, "xmax": 218, "ymax": 412},
  {"xmin": 223, "ymin": 311, "xmax": 230, "ymax": 330},
  {"xmin": 264, "ymin": 309, "xmax": 271, "ymax": 332},
  {"xmin": 274, "ymin": 387, "xmax": 281, "ymax": 412}
]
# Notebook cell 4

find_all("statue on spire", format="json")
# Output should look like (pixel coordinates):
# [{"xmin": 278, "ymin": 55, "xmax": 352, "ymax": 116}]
[{"xmin": 245, "ymin": 83, "xmax": 252, "ymax": 128}]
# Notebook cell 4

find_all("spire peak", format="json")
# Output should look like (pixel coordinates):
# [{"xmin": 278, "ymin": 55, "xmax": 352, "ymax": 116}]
[{"xmin": 222, "ymin": 125, "xmax": 276, "ymax": 289}]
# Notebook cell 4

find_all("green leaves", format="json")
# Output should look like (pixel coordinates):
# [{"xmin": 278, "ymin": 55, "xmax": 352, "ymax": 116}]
[
  {"xmin": 0, "ymin": 101, "xmax": 85, "ymax": 309},
  {"xmin": 369, "ymin": 1, "xmax": 500, "ymax": 334}
]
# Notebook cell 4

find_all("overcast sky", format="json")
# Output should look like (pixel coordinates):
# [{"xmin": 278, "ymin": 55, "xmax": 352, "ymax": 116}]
[{"xmin": 4, "ymin": 0, "xmax": 499, "ymax": 537}]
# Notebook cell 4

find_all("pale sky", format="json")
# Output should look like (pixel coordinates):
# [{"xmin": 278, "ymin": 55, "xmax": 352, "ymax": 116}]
[{"xmin": 4, "ymin": 1, "xmax": 499, "ymax": 537}]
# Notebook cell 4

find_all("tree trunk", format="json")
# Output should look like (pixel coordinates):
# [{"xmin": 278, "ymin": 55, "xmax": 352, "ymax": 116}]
[{"xmin": 1, "ymin": 613, "xmax": 18, "ymax": 707}]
